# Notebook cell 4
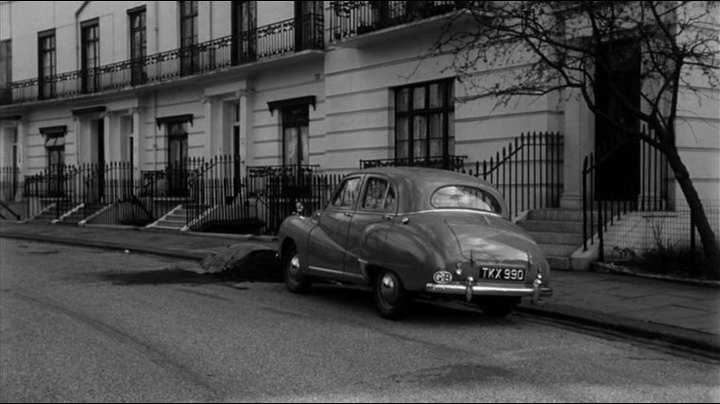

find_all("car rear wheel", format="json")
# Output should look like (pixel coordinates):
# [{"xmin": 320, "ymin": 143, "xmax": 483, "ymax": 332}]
[
  {"xmin": 373, "ymin": 269, "xmax": 409, "ymax": 320},
  {"xmin": 476, "ymin": 297, "xmax": 519, "ymax": 318},
  {"xmin": 282, "ymin": 244, "xmax": 312, "ymax": 293}
]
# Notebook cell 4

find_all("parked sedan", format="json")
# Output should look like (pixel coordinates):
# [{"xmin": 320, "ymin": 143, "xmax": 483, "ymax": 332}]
[{"xmin": 277, "ymin": 167, "xmax": 552, "ymax": 319}]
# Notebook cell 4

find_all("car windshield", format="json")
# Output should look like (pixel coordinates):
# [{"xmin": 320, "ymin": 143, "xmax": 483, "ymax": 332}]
[{"xmin": 430, "ymin": 185, "xmax": 502, "ymax": 213}]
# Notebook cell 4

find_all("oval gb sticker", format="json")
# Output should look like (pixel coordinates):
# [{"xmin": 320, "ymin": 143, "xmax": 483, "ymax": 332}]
[{"xmin": 433, "ymin": 271, "xmax": 453, "ymax": 284}]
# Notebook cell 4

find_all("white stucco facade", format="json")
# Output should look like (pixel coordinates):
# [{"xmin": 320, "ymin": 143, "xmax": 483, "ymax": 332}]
[{"xmin": 0, "ymin": 0, "xmax": 717, "ymax": 209}]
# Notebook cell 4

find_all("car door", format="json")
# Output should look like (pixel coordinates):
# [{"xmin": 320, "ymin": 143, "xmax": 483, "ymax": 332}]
[
  {"xmin": 343, "ymin": 176, "xmax": 397, "ymax": 282},
  {"xmin": 306, "ymin": 175, "xmax": 363, "ymax": 279}
]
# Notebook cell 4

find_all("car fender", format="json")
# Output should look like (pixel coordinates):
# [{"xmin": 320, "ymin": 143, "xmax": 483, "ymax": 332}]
[
  {"xmin": 278, "ymin": 214, "xmax": 315, "ymax": 270},
  {"xmin": 379, "ymin": 215, "xmax": 463, "ymax": 291}
]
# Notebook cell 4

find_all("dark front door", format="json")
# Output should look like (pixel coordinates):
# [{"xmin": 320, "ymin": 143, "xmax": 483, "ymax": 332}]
[
  {"xmin": 594, "ymin": 41, "xmax": 641, "ymax": 201},
  {"xmin": 168, "ymin": 122, "xmax": 189, "ymax": 197},
  {"xmin": 233, "ymin": 126, "xmax": 242, "ymax": 196},
  {"xmin": 47, "ymin": 140, "xmax": 65, "ymax": 197},
  {"xmin": 96, "ymin": 119, "xmax": 105, "ymax": 202}
]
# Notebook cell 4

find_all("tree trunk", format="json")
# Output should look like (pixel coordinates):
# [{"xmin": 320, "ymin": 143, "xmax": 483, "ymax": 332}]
[{"xmin": 663, "ymin": 144, "xmax": 720, "ymax": 274}]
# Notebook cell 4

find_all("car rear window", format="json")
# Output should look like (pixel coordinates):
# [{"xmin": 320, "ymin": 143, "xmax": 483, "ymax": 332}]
[{"xmin": 430, "ymin": 185, "xmax": 502, "ymax": 213}]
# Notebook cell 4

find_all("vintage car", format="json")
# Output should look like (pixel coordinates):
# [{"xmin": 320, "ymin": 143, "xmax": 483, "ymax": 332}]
[{"xmin": 277, "ymin": 166, "xmax": 553, "ymax": 319}]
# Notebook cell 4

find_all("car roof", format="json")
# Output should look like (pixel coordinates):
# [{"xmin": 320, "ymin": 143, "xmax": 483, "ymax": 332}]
[{"xmin": 344, "ymin": 166, "xmax": 508, "ymax": 215}]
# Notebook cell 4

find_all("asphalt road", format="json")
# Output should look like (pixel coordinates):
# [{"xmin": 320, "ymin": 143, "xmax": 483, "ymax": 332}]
[{"xmin": 2, "ymin": 239, "xmax": 719, "ymax": 402}]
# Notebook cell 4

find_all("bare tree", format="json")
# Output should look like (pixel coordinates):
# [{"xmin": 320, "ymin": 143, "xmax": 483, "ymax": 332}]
[{"xmin": 435, "ymin": 1, "xmax": 719, "ymax": 271}]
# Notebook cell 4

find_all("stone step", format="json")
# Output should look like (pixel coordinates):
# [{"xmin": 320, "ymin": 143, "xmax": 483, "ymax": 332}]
[
  {"xmin": 524, "ymin": 231, "xmax": 585, "ymax": 245},
  {"xmin": 154, "ymin": 220, "xmax": 185, "ymax": 229},
  {"xmin": 526, "ymin": 209, "xmax": 597, "ymax": 222},
  {"xmin": 537, "ymin": 243, "xmax": 579, "ymax": 257},
  {"xmin": 151, "ymin": 224, "xmax": 185, "ymax": 232},
  {"xmin": 546, "ymin": 256, "xmax": 571, "ymax": 270},
  {"xmin": 517, "ymin": 219, "xmax": 584, "ymax": 233}
]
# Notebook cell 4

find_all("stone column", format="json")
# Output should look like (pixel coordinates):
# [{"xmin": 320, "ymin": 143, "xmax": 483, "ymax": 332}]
[{"xmin": 560, "ymin": 90, "xmax": 594, "ymax": 210}]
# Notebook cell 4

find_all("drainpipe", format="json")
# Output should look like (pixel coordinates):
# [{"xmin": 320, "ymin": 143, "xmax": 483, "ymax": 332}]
[{"xmin": 154, "ymin": 90, "xmax": 158, "ymax": 170}]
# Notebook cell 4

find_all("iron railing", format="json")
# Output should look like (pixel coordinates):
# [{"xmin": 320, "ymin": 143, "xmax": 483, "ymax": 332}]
[
  {"xmin": 5, "ymin": 14, "xmax": 324, "ymax": 105},
  {"xmin": 360, "ymin": 155, "xmax": 467, "ymax": 170},
  {"xmin": 0, "ymin": 166, "xmax": 21, "ymax": 202},
  {"xmin": 329, "ymin": 1, "xmax": 463, "ymax": 41},
  {"xmin": 358, "ymin": 133, "xmax": 563, "ymax": 219},
  {"xmin": 23, "ymin": 162, "xmax": 155, "ymax": 225},
  {"xmin": 16, "ymin": 130, "xmax": 563, "ymax": 234},
  {"xmin": 582, "ymin": 126, "xmax": 670, "ymax": 260},
  {"xmin": 464, "ymin": 132, "xmax": 563, "ymax": 219}
]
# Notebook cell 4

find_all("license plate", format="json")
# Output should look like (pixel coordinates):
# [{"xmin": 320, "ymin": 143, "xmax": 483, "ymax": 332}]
[{"xmin": 479, "ymin": 267, "xmax": 525, "ymax": 281}]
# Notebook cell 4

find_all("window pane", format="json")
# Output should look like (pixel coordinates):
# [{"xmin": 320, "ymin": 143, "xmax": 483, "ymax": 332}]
[
  {"xmin": 413, "ymin": 115, "xmax": 427, "ymax": 158},
  {"xmin": 396, "ymin": 88, "xmax": 409, "ymax": 112},
  {"xmin": 429, "ymin": 139, "xmax": 442, "ymax": 157},
  {"xmin": 431, "ymin": 185, "xmax": 501, "ymax": 213},
  {"xmin": 429, "ymin": 83, "xmax": 441, "ymax": 108},
  {"xmin": 362, "ymin": 178, "xmax": 389, "ymax": 209},
  {"xmin": 413, "ymin": 139, "xmax": 426, "ymax": 159},
  {"xmin": 383, "ymin": 186, "xmax": 396, "ymax": 210},
  {"xmin": 396, "ymin": 117, "xmax": 408, "ymax": 141},
  {"xmin": 284, "ymin": 127, "xmax": 298, "ymax": 166},
  {"xmin": 413, "ymin": 86, "xmax": 425, "ymax": 109},
  {"xmin": 397, "ymin": 140, "xmax": 409, "ymax": 159},
  {"xmin": 332, "ymin": 178, "xmax": 361, "ymax": 208},
  {"xmin": 448, "ymin": 111, "xmax": 455, "ymax": 155},
  {"xmin": 429, "ymin": 113, "xmax": 443, "ymax": 139},
  {"xmin": 300, "ymin": 125, "xmax": 309, "ymax": 164}
]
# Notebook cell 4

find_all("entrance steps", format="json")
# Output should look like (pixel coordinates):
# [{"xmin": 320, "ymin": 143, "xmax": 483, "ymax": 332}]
[
  {"xmin": 32, "ymin": 200, "xmax": 77, "ymax": 222},
  {"xmin": 516, "ymin": 209, "xmax": 593, "ymax": 270},
  {"xmin": 147, "ymin": 204, "xmax": 188, "ymax": 231},
  {"xmin": 56, "ymin": 203, "xmax": 107, "ymax": 225},
  {"xmin": 147, "ymin": 204, "xmax": 209, "ymax": 232}
]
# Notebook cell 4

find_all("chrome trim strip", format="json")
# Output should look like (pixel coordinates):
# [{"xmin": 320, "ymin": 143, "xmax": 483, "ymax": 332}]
[
  {"xmin": 426, "ymin": 283, "xmax": 553, "ymax": 297},
  {"xmin": 401, "ymin": 209, "xmax": 503, "ymax": 218},
  {"xmin": 308, "ymin": 266, "xmax": 343, "ymax": 275}
]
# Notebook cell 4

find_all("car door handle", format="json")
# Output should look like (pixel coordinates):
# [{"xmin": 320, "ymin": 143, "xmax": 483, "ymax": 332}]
[{"xmin": 344, "ymin": 212, "xmax": 353, "ymax": 217}]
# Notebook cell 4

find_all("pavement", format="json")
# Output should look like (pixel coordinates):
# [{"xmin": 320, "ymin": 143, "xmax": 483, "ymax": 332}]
[{"xmin": 1, "ymin": 219, "xmax": 719, "ymax": 358}]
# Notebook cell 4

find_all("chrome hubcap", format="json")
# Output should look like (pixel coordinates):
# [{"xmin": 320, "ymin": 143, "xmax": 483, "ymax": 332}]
[
  {"xmin": 379, "ymin": 274, "xmax": 397, "ymax": 303},
  {"xmin": 288, "ymin": 255, "xmax": 300, "ymax": 278}
]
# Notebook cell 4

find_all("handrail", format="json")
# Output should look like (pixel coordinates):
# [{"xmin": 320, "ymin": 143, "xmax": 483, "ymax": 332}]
[
  {"xmin": 581, "ymin": 126, "xmax": 669, "ymax": 260},
  {"xmin": 0, "ymin": 200, "xmax": 21, "ymax": 220},
  {"xmin": 469, "ymin": 132, "xmax": 564, "ymax": 219}
]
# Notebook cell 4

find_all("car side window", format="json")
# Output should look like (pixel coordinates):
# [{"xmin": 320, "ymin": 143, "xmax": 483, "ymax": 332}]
[
  {"xmin": 331, "ymin": 177, "xmax": 362, "ymax": 209},
  {"xmin": 362, "ymin": 177, "xmax": 396, "ymax": 212},
  {"xmin": 383, "ymin": 186, "xmax": 396, "ymax": 211}
]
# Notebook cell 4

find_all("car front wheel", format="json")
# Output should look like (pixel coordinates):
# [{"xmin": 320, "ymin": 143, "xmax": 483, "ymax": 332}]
[
  {"xmin": 282, "ymin": 244, "xmax": 312, "ymax": 293},
  {"xmin": 373, "ymin": 269, "xmax": 409, "ymax": 319}
]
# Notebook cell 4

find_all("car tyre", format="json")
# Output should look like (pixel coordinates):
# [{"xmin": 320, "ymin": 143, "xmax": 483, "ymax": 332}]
[
  {"xmin": 373, "ymin": 269, "xmax": 409, "ymax": 320},
  {"xmin": 282, "ymin": 244, "xmax": 312, "ymax": 293},
  {"xmin": 477, "ymin": 297, "xmax": 518, "ymax": 318}
]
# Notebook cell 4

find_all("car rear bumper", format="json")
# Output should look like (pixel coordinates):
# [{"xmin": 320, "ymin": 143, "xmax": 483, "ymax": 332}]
[{"xmin": 425, "ymin": 283, "xmax": 553, "ymax": 304}]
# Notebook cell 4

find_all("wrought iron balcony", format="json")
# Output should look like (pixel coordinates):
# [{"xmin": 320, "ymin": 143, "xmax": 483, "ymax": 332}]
[
  {"xmin": 329, "ymin": 1, "xmax": 467, "ymax": 42},
  {"xmin": 360, "ymin": 155, "xmax": 467, "ymax": 171},
  {"xmin": 3, "ymin": 13, "xmax": 323, "ymax": 105}
]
